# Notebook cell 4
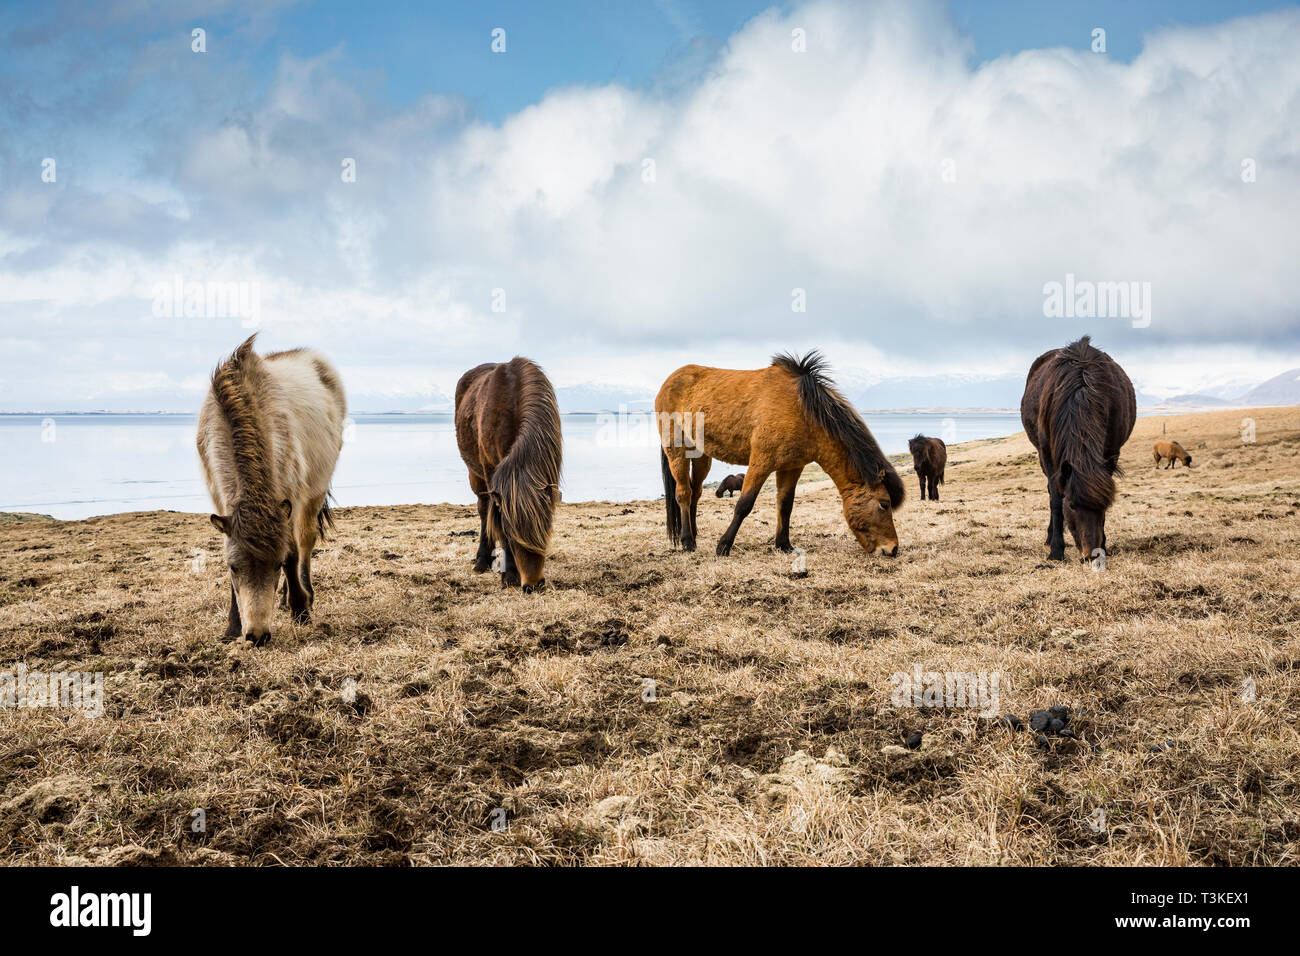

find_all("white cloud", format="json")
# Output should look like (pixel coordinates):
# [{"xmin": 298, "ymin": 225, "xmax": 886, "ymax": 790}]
[{"xmin": 2, "ymin": 0, "xmax": 1299, "ymax": 410}]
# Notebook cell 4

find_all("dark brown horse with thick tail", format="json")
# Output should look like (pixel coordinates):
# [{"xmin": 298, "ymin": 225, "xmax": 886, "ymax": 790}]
[
  {"xmin": 657, "ymin": 352, "xmax": 904, "ymax": 557},
  {"xmin": 908, "ymin": 435, "xmax": 946, "ymax": 501},
  {"xmin": 455, "ymin": 358, "xmax": 562, "ymax": 593},
  {"xmin": 1021, "ymin": 336, "xmax": 1136, "ymax": 564}
]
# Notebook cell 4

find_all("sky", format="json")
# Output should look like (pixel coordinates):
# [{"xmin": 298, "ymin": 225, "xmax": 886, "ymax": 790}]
[{"xmin": 0, "ymin": 0, "xmax": 1298, "ymax": 411}]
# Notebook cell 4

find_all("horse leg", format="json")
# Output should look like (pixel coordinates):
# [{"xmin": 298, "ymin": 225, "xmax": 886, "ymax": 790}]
[
  {"xmin": 286, "ymin": 496, "xmax": 323, "ymax": 624},
  {"xmin": 225, "ymin": 582, "xmax": 242, "ymax": 638},
  {"xmin": 918, "ymin": 472, "xmax": 927, "ymax": 501},
  {"xmin": 717, "ymin": 467, "xmax": 768, "ymax": 557},
  {"xmin": 469, "ymin": 472, "xmax": 494, "ymax": 572},
  {"xmin": 500, "ymin": 534, "xmax": 521, "ymax": 588},
  {"xmin": 1047, "ymin": 482, "xmax": 1067, "ymax": 561},
  {"xmin": 929, "ymin": 474, "xmax": 940, "ymax": 502},
  {"xmin": 689, "ymin": 455, "xmax": 711, "ymax": 545},
  {"xmin": 668, "ymin": 452, "xmax": 697, "ymax": 552},
  {"xmin": 282, "ymin": 551, "xmax": 310, "ymax": 623},
  {"xmin": 773, "ymin": 467, "xmax": 801, "ymax": 552}
]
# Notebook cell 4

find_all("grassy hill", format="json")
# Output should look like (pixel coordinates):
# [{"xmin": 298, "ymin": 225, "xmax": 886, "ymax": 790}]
[{"xmin": 0, "ymin": 406, "xmax": 1297, "ymax": 865}]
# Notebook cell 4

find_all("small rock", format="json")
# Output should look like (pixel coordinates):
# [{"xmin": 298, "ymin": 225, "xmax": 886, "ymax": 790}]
[
  {"xmin": 904, "ymin": 731, "xmax": 923, "ymax": 750},
  {"xmin": 594, "ymin": 795, "xmax": 635, "ymax": 821}
]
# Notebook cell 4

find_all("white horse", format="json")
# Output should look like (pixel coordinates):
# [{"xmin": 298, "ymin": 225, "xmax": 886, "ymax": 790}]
[{"xmin": 197, "ymin": 335, "xmax": 346, "ymax": 644}]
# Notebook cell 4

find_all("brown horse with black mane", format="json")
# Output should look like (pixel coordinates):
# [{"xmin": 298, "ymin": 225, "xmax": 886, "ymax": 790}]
[
  {"xmin": 1153, "ymin": 440, "xmax": 1192, "ymax": 468},
  {"xmin": 657, "ymin": 352, "xmax": 904, "ymax": 557},
  {"xmin": 908, "ymin": 435, "xmax": 946, "ymax": 501},
  {"xmin": 1021, "ymin": 336, "xmax": 1136, "ymax": 564},
  {"xmin": 455, "ymin": 357, "xmax": 562, "ymax": 593}
]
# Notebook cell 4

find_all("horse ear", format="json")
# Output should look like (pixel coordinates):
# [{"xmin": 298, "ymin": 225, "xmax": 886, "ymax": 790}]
[
  {"xmin": 280, "ymin": 499, "xmax": 292, "ymax": 519},
  {"xmin": 210, "ymin": 514, "xmax": 230, "ymax": 535}
]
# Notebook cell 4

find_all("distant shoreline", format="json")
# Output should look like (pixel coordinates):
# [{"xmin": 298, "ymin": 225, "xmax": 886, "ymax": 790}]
[{"xmin": 0, "ymin": 405, "xmax": 1267, "ymax": 417}]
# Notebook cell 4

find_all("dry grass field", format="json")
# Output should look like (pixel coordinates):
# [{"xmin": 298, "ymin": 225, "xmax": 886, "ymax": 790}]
[{"xmin": 1, "ymin": 405, "xmax": 1298, "ymax": 866}]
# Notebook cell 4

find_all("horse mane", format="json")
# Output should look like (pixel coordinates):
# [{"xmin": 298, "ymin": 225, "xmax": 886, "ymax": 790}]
[
  {"xmin": 209, "ymin": 334, "xmax": 287, "ymax": 559},
  {"xmin": 772, "ymin": 351, "xmax": 904, "ymax": 506},
  {"xmin": 488, "ymin": 358, "xmax": 562, "ymax": 555},
  {"xmin": 1047, "ymin": 336, "xmax": 1120, "ymax": 511}
]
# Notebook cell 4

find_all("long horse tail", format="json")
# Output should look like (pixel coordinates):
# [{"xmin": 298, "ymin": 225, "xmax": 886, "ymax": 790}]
[
  {"xmin": 661, "ymin": 448, "xmax": 682, "ymax": 545},
  {"xmin": 1049, "ymin": 336, "xmax": 1121, "ymax": 509},
  {"xmin": 487, "ymin": 358, "xmax": 562, "ymax": 556},
  {"xmin": 772, "ymin": 350, "xmax": 905, "ymax": 507}
]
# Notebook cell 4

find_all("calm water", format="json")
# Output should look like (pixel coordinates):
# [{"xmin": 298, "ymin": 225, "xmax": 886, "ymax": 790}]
[{"xmin": 0, "ymin": 412, "xmax": 1023, "ymax": 520}]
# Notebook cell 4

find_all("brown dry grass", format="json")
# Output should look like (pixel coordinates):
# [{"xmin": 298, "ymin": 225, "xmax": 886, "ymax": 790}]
[{"xmin": 1, "ymin": 406, "xmax": 1297, "ymax": 866}]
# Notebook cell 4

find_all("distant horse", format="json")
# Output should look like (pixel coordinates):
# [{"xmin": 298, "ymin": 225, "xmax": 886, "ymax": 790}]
[
  {"xmin": 1020, "ymin": 336, "xmax": 1136, "ymax": 563},
  {"xmin": 198, "ymin": 335, "xmax": 346, "ymax": 644},
  {"xmin": 715, "ymin": 473, "xmax": 745, "ymax": 498},
  {"xmin": 455, "ymin": 358, "xmax": 562, "ymax": 593},
  {"xmin": 1153, "ymin": 440, "xmax": 1192, "ymax": 469},
  {"xmin": 656, "ymin": 352, "xmax": 904, "ymax": 557},
  {"xmin": 908, "ymin": 435, "xmax": 947, "ymax": 501}
]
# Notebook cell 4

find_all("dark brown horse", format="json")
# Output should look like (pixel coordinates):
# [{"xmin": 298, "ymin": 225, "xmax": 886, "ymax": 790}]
[
  {"xmin": 455, "ymin": 358, "xmax": 562, "ymax": 592},
  {"xmin": 657, "ymin": 352, "xmax": 903, "ymax": 557},
  {"xmin": 1020, "ymin": 336, "xmax": 1136, "ymax": 564},
  {"xmin": 715, "ymin": 473, "xmax": 745, "ymax": 497},
  {"xmin": 907, "ymin": 435, "xmax": 946, "ymax": 501}
]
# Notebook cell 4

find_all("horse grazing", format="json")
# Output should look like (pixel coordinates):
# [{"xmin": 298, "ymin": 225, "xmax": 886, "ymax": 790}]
[
  {"xmin": 198, "ymin": 335, "xmax": 346, "ymax": 644},
  {"xmin": 455, "ymin": 357, "xmax": 562, "ymax": 593},
  {"xmin": 656, "ymin": 351, "xmax": 904, "ymax": 557},
  {"xmin": 1153, "ymin": 440, "xmax": 1192, "ymax": 469},
  {"xmin": 1020, "ymin": 336, "xmax": 1135, "ymax": 564},
  {"xmin": 715, "ymin": 473, "xmax": 745, "ymax": 498},
  {"xmin": 908, "ymin": 435, "xmax": 947, "ymax": 501}
]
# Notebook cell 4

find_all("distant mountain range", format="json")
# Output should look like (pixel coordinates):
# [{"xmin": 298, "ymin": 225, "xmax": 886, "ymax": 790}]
[
  {"xmin": 1236, "ymin": 368, "xmax": 1300, "ymax": 406},
  {"xmin": 6, "ymin": 368, "xmax": 1299, "ymax": 415}
]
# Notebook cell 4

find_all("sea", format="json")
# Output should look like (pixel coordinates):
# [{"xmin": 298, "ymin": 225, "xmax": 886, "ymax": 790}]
[{"xmin": 0, "ymin": 411, "xmax": 1023, "ymax": 520}]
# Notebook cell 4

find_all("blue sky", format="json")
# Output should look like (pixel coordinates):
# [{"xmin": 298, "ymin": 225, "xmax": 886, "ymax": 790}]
[{"xmin": 1, "ymin": 0, "xmax": 1298, "ymax": 410}]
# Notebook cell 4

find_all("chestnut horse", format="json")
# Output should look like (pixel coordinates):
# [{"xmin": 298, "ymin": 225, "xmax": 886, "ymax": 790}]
[
  {"xmin": 657, "ymin": 352, "xmax": 904, "ymax": 557},
  {"xmin": 1153, "ymin": 440, "xmax": 1192, "ymax": 468},
  {"xmin": 455, "ymin": 357, "xmax": 562, "ymax": 593},
  {"xmin": 1020, "ymin": 336, "xmax": 1136, "ymax": 563},
  {"xmin": 908, "ymin": 435, "xmax": 946, "ymax": 501},
  {"xmin": 198, "ymin": 335, "xmax": 346, "ymax": 644}
]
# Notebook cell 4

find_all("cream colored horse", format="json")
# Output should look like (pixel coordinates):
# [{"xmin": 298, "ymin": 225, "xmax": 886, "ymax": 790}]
[{"xmin": 197, "ymin": 335, "xmax": 346, "ymax": 644}]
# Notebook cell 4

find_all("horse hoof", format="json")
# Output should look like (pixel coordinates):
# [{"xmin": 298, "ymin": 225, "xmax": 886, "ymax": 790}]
[
  {"xmin": 501, "ymin": 572, "xmax": 521, "ymax": 588},
  {"xmin": 774, "ymin": 542, "xmax": 793, "ymax": 553},
  {"xmin": 293, "ymin": 610, "xmax": 312, "ymax": 625},
  {"xmin": 716, "ymin": 540, "xmax": 732, "ymax": 557},
  {"xmin": 472, "ymin": 559, "xmax": 491, "ymax": 573},
  {"xmin": 681, "ymin": 538, "xmax": 696, "ymax": 553}
]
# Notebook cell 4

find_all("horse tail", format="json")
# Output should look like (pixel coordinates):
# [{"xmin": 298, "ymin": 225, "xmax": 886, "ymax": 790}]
[
  {"xmin": 662, "ymin": 448, "xmax": 682, "ymax": 545},
  {"xmin": 316, "ymin": 492, "xmax": 336, "ymax": 540},
  {"xmin": 488, "ymin": 359, "xmax": 562, "ymax": 556}
]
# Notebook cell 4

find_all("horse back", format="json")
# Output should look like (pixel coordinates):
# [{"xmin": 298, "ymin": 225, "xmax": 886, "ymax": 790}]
[
  {"xmin": 655, "ymin": 363, "xmax": 810, "ymax": 466},
  {"xmin": 455, "ymin": 359, "xmax": 557, "ymax": 474}
]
